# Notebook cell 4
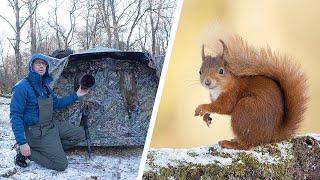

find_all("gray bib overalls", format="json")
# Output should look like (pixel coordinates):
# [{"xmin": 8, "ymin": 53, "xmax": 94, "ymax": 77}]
[{"xmin": 25, "ymin": 78, "xmax": 85, "ymax": 171}]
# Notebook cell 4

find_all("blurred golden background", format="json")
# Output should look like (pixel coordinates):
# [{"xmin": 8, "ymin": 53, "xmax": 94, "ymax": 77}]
[{"xmin": 151, "ymin": 0, "xmax": 320, "ymax": 148}]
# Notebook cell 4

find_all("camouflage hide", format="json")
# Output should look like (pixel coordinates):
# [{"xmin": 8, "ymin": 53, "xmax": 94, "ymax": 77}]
[{"xmin": 46, "ymin": 49, "xmax": 161, "ymax": 146}]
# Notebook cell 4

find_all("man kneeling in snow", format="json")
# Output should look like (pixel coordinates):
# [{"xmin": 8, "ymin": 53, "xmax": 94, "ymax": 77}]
[{"xmin": 10, "ymin": 54, "xmax": 89, "ymax": 171}]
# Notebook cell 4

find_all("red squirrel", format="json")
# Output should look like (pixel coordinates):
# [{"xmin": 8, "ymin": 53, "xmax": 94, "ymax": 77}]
[{"xmin": 194, "ymin": 36, "xmax": 309, "ymax": 150}]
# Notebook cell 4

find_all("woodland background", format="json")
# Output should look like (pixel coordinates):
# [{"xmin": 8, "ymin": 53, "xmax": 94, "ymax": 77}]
[{"xmin": 0, "ymin": 0, "xmax": 176, "ymax": 94}]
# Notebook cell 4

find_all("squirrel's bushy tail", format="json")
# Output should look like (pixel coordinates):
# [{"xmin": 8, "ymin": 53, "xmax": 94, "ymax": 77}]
[{"xmin": 222, "ymin": 36, "xmax": 309, "ymax": 140}]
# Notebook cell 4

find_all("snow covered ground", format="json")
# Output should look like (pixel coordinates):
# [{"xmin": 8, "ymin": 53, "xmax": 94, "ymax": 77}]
[{"xmin": 0, "ymin": 97, "xmax": 142, "ymax": 179}]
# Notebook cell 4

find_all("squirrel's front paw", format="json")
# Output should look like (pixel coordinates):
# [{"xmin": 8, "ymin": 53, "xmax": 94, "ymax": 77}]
[{"xmin": 195, "ymin": 104, "xmax": 210, "ymax": 116}]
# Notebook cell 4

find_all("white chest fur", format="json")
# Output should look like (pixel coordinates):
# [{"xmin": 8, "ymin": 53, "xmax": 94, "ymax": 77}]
[{"xmin": 210, "ymin": 87, "xmax": 221, "ymax": 101}]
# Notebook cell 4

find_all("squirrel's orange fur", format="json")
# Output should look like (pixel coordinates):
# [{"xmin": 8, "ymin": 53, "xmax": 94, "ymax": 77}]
[{"xmin": 195, "ymin": 35, "xmax": 309, "ymax": 150}]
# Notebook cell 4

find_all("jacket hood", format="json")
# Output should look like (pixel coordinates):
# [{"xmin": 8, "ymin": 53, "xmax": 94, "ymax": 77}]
[{"xmin": 28, "ymin": 53, "xmax": 53, "ymax": 85}]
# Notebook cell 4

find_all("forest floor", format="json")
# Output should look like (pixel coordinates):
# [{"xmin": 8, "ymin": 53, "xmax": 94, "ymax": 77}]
[{"xmin": 0, "ymin": 97, "xmax": 142, "ymax": 180}]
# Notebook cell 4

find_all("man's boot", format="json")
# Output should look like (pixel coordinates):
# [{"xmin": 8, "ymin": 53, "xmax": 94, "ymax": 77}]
[{"xmin": 14, "ymin": 150, "xmax": 28, "ymax": 167}]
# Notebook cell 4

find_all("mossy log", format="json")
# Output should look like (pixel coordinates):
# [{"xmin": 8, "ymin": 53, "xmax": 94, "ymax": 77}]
[{"xmin": 143, "ymin": 134, "xmax": 320, "ymax": 179}]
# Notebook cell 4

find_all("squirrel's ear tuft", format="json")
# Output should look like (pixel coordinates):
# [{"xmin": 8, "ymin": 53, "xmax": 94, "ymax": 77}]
[
  {"xmin": 201, "ymin": 44, "xmax": 205, "ymax": 61},
  {"xmin": 219, "ymin": 39, "xmax": 229, "ymax": 59}
]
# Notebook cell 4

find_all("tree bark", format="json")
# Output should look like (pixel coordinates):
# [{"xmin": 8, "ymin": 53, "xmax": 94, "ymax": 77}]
[
  {"xmin": 14, "ymin": 0, "xmax": 22, "ymax": 80},
  {"xmin": 109, "ymin": 0, "xmax": 120, "ymax": 49},
  {"xmin": 98, "ymin": 0, "xmax": 112, "ymax": 48},
  {"xmin": 148, "ymin": 0, "xmax": 161, "ymax": 55},
  {"xmin": 28, "ymin": 1, "xmax": 37, "ymax": 54}
]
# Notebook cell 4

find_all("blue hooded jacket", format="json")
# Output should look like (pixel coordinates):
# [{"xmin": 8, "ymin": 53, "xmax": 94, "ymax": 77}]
[{"xmin": 10, "ymin": 54, "xmax": 79, "ymax": 145}]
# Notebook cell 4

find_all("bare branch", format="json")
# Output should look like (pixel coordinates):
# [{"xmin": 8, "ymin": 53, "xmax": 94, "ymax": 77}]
[
  {"xmin": 20, "ymin": 0, "xmax": 40, "ymax": 28},
  {"xmin": 19, "ymin": 0, "xmax": 28, "ymax": 9},
  {"xmin": 6, "ymin": 37, "xmax": 15, "ymax": 49},
  {"xmin": 0, "ymin": 15, "xmax": 17, "ymax": 33},
  {"xmin": 125, "ymin": 0, "xmax": 147, "ymax": 50},
  {"xmin": 116, "ymin": 0, "xmax": 136, "ymax": 23},
  {"xmin": 8, "ymin": 0, "xmax": 15, "ymax": 10}
]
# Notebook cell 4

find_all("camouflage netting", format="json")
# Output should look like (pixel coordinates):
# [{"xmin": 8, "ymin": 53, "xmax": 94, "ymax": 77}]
[
  {"xmin": 143, "ymin": 134, "xmax": 320, "ymax": 179},
  {"xmin": 45, "ymin": 48, "xmax": 161, "ymax": 146}
]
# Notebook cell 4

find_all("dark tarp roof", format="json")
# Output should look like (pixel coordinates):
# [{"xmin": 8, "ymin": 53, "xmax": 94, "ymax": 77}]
[{"xmin": 69, "ymin": 47, "xmax": 153, "ymax": 64}]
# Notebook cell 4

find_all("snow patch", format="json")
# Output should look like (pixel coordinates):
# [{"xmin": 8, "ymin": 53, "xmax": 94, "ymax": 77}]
[
  {"xmin": 0, "ymin": 97, "xmax": 10, "ymax": 105},
  {"xmin": 145, "ymin": 140, "xmax": 298, "ymax": 174},
  {"xmin": 146, "ymin": 146, "xmax": 233, "ymax": 173},
  {"xmin": 0, "ymin": 97, "xmax": 141, "ymax": 179}
]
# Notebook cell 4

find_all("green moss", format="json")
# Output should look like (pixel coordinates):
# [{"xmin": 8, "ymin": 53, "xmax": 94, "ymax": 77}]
[
  {"xmin": 143, "ymin": 159, "xmax": 294, "ymax": 179},
  {"xmin": 143, "ymin": 143, "xmax": 296, "ymax": 179},
  {"xmin": 228, "ymin": 160, "xmax": 246, "ymax": 177},
  {"xmin": 209, "ymin": 147, "xmax": 232, "ymax": 158},
  {"xmin": 144, "ymin": 161, "xmax": 249, "ymax": 179},
  {"xmin": 234, "ymin": 152, "xmax": 260, "ymax": 169}
]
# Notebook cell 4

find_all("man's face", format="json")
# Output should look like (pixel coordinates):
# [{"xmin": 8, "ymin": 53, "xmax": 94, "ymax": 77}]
[{"xmin": 32, "ymin": 59, "xmax": 47, "ymax": 76}]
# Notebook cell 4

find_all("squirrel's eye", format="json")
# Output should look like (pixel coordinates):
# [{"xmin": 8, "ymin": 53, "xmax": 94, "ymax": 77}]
[
  {"xmin": 218, "ymin": 68, "xmax": 224, "ymax": 74},
  {"xmin": 199, "ymin": 71, "xmax": 202, "ymax": 75}
]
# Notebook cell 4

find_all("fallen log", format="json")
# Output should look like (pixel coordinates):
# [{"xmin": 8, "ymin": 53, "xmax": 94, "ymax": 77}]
[{"xmin": 143, "ymin": 134, "xmax": 320, "ymax": 179}]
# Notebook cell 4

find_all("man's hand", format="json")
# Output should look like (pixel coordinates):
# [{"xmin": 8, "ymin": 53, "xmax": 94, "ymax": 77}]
[
  {"xmin": 20, "ymin": 143, "xmax": 31, "ymax": 157},
  {"xmin": 77, "ymin": 85, "xmax": 90, "ymax": 97}
]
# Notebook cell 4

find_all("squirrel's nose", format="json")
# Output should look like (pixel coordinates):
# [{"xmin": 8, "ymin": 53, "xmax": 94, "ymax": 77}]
[{"xmin": 205, "ymin": 79, "xmax": 211, "ymax": 86}]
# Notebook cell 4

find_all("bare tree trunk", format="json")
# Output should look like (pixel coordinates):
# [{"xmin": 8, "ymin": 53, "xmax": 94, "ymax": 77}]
[
  {"xmin": 0, "ymin": 0, "xmax": 41, "ymax": 78},
  {"xmin": 109, "ymin": 0, "xmax": 120, "ymax": 49},
  {"xmin": 149, "ymin": 0, "xmax": 161, "ymax": 55},
  {"xmin": 85, "ymin": 9, "xmax": 90, "ymax": 49},
  {"xmin": 28, "ymin": 1, "xmax": 37, "ymax": 54},
  {"xmin": 149, "ymin": 15, "xmax": 155, "ymax": 55},
  {"xmin": 48, "ymin": 0, "xmax": 77, "ymax": 49},
  {"xmin": 0, "ymin": 41, "xmax": 5, "ymax": 84},
  {"xmin": 64, "ymin": 9, "xmax": 76, "ymax": 49},
  {"xmin": 91, "ymin": 10, "xmax": 99, "ymax": 48},
  {"xmin": 126, "ymin": 0, "xmax": 145, "ymax": 51},
  {"xmin": 83, "ymin": 0, "xmax": 98, "ymax": 49},
  {"xmin": 138, "ymin": 17, "xmax": 148, "ymax": 52},
  {"xmin": 13, "ymin": 1, "xmax": 22, "ymax": 79},
  {"xmin": 52, "ymin": 0, "xmax": 62, "ymax": 49},
  {"xmin": 99, "ymin": 0, "xmax": 112, "ymax": 47}
]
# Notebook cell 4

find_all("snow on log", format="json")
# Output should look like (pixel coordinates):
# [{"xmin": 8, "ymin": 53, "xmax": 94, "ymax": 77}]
[{"xmin": 143, "ymin": 135, "xmax": 320, "ymax": 179}]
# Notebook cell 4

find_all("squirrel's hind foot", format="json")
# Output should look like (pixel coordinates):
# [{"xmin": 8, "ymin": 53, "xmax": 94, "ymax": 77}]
[{"xmin": 218, "ymin": 139, "xmax": 251, "ymax": 150}]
